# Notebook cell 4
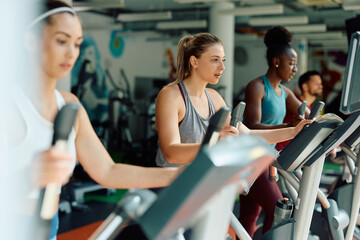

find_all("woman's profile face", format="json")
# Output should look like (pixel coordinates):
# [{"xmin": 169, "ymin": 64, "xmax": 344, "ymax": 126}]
[
  {"xmin": 276, "ymin": 48, "xmax": 297, "ymax": 82},
  {"xmin": 41, "ymin": 12, "xmax": 83, "ymax": 80},
  {"xmin": 193, "ymin": 43, "xmax": 226, "ymax": 85}
]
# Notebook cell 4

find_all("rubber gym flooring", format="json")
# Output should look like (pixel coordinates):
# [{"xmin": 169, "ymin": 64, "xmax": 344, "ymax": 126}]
[
  {"xmin": 58, "ymin": 189, "xmax": 127, "ymax": 239},
  {"xmin": 57, "ymin": 187, "xmax": 239, "ymax": 239}
]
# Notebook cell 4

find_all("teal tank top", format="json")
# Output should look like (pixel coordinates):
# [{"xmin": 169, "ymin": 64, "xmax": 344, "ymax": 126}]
[{"xmin": 261, "ymin": 75, "xmax": 287, "ymax": 125}]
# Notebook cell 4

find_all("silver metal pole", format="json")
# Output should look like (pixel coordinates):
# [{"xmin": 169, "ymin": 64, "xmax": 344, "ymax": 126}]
[
  {"xmin": 345, "ymin": 152, "xmax": 360, "ymax": 240},
  {"xmin": 294, "ymin": 155, "xmax": 325, "ymax": 240},
  {"xmin": 229, "ymin": 212, "xmax": 252, "ymax": 240},
  {"xmin": 192, "ymin": 184, "xmax": 239, "ymax": 240}
]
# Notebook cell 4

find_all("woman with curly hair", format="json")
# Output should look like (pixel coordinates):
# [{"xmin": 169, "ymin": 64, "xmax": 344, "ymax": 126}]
[{"xmin": 240, "ymin": 26, "xmax": 309, "ymax": 237}]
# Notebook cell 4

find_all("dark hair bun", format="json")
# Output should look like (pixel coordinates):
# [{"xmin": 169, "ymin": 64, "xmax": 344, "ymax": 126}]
[{"xmin": 264, "ymin": 26, "xmax": 292, "ymax": 48}]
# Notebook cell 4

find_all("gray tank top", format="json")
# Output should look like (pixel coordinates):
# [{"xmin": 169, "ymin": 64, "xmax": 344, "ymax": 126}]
[{"xmin": 155, "ymin": 81, "xmax": 216, "ymax": 167}]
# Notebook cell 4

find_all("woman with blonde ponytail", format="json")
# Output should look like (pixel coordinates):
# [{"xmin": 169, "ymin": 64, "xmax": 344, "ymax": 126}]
[{"xmin": 155, "ymin": 32, "xmax": 310, "ymax": 167}]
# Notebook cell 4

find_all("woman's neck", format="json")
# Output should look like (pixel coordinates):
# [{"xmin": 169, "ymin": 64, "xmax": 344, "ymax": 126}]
[
  {"xmin": 22, "ymin": 69, "xmax": 59, "ymax": 121},
  {"xmin": 265, "ymin": 69, "xmax": 282, "ymax": 88},
  {"xmin": 41, "ymin": 72, "xmax": 58, "ymax": 100},
  {"xmin": 182, "ymin": 77, "xmax": 207, "ymax": 98}
]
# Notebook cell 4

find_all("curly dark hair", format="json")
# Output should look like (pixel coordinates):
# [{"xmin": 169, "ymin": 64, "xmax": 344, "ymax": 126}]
[{"xmin": 264, "ymin": 26, "xmax": 293, "ymax": 67}]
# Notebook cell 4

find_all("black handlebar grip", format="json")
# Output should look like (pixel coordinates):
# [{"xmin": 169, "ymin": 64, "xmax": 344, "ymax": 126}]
[
  {"xmin": 202, "ymin": 107, "xmax": 231, "ymax": 147},
  {"xmin": 308, "ymin": 101, "xmax": 325, "ymax": 120},
  {"xmin": 230, "ymin": 101, "xmax": 246, "ymax": 128}
]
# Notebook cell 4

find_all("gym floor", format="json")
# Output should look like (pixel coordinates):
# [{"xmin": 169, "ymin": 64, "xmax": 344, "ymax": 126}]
[
  {"xmin": 58, "ymin": 188, "xmax": 127, "ymax": 239},
  {"xmin": 56, "ymin": 150, "xmax": 157, "ymax": 239},
  {"xmin": 56, "ymin": 187, "xmax": 242, "ymax": 239}
]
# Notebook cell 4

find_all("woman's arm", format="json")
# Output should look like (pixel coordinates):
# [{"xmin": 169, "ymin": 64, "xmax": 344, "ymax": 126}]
[
  {"xmin": 155, "ymin": 86, "xmax": 201, "ymax": 164},
  {"xmin": 243, "ymin": 119, "xmax": 311, "ymax": 144},
  {"xmin": 244, "ymin": 78, "xmax": 288, "ymax": 129},
  {"xmin": 62, "ymin": 93, "xmax": 178, "ymax": 189}
]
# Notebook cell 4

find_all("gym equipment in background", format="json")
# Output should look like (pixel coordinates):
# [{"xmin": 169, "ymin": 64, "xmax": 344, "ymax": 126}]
[{"xmin": 107, "ymin": 68, "xmax": 137, "ymax": 151}]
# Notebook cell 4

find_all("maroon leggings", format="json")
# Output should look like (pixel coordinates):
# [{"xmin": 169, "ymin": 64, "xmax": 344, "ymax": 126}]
[{"xmin": 239, "ymin": 167, "xmax": 282, "ymax": 237}]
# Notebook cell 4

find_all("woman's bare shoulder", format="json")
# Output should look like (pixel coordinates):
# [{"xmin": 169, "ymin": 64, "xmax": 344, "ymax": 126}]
[
  {"xmin": 205, "ymin": 87, "xmax": 227, "ymax": 109},
  {"xmin": 205, "ymin": 87, "xmax": 222, "ymax": 98},
  {"xmin": 59, "ymin": 91, "xmax": 80, "ymax": 103},
  {"xmin": 247, "ymin": 76, "xmax": 264, "ymax": 88},
  {"xmin": 157, "ymin": 82, "xmax": 182, "ymax": 100},
  {"xmin": 246, "ymin": 77, "xmax": 265, "ymax": 94}
]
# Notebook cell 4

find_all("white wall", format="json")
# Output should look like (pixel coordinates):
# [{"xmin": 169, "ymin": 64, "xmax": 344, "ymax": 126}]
[
  {"xmin": 78, "ymin": 13, "xmax": 178, "ymax": 90},
  {"xmin": 233, "ymin": 38, "xmax": 267, "ymax": 101}
]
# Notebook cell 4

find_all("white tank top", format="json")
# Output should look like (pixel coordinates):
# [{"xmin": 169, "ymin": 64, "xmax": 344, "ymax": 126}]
[{"xmin": 9, "ymin": 87, "xmax": 77, "ymax": 197}]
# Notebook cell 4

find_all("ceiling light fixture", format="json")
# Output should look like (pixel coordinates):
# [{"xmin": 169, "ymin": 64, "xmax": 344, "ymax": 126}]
[
  {"xmin": 299, "ymin": 0, "xmax": 340, "ymax": 6},
  {"xmin": 285, "ymin": 24, "xmax": 327, "ymax": 33},
  {"xmin": 156, "ymin": 20, "xmax": 207, "ymax": 30},
  {"xmin": 174, "ymin": 0, "xmax": 228, "ymax": 3},
  {"xmin": 249, "ymin": 16, "xmax": 309, "ymax": 26},
  {"xmin": 73, "ymin": 1, "xmax": 125, "ymax": 11},
  {"xmin": 293, "ymin": 32, "xmax": 345, "ymax": 40},
  {"xmin": 342, "ymin": 4, "xmax": 360, "ymax": 11},
  {"xmin": 309, "ymin": 39, "xmax": 347, "ymax": 45},
  {"xmin": 235, "ymin": 34, "xmax": 260, "ymax": 42},
  {"xmin": 219, "ymin": 4, "xmax": 284, "ymax": 16},
  {"xmin": 117, "ymin": 11, "xmax": 172, "ymax": 22}
]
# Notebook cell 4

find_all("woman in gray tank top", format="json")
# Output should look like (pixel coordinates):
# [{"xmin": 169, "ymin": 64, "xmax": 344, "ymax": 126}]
[{"xmin": 155, "ymin": 33, "xmax": 311, "ymax": 167}]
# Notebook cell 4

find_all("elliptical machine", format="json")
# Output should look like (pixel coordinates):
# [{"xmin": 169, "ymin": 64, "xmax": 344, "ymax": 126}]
[
  {"xmin": 310, "ymin": 124, "xmax": 360, "ymax": 240},
  {"xmin": 259, "ymin": 31, "xmax": 360, "ymax": 240}
]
